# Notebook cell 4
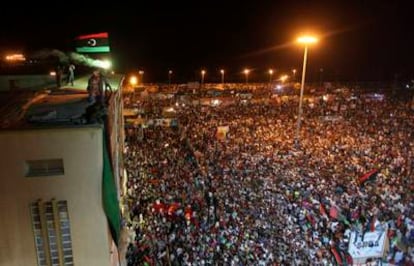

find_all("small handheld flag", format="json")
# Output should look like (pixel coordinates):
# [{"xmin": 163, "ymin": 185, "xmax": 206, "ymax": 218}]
[{"xmin": 358, "ymin": 169, "xmax": 378, "ymax": 186}]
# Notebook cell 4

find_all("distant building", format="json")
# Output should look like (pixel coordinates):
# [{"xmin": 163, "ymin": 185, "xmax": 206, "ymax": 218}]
[{"xmin": 0, "ymin": 74, "xmax": 125, "ymax": 266}]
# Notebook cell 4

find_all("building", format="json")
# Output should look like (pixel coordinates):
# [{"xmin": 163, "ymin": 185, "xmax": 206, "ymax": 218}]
[{"xmin": 0, "ymin": 74, "xmax": 125, "ymax": 266}]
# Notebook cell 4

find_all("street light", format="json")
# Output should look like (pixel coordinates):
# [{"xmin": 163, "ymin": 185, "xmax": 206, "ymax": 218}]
[
  {"xmin": 139, "ymin": 70, "xmax": 144, "ymax": 84},
  {"xmin": 292, "ymin": 69, "xmax": 297, "ymax": 81},
  {"xmin": 168, "ymin": 70, "xmax": 173, "ymax": 87},
  {"xmin": 244, "ymin": 69, "xmax": 250, "ymax": 84},
  {"xmin": 201, "ymin": 70, "xmax": 206, "ymax": 86},
  {"xmin": 268, "ymin": 69, "xmax": 274, "ymax": 83},
  {"xmin": 220, "ymin": 69, "xmax": 225, "ymax": 84},
  {"xmin": 295, "ymin": 35, "xmax": 318, "ymax": 148},
  {"xmin": 129, "ymin": 75, "xmax": 138, "ymax": 86},
  {"xmin": 319, "ymin": 68, "xmax": 324, "ymax": 88},
  {"xmin": 280, "ymin": 75, "xmax": 288, "ymax": 83}
]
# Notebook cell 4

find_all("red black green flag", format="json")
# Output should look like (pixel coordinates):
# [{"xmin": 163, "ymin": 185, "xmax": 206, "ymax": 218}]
[
  {"xmin": 102, "ymin": 129, "xmax": 121, "ymax": 245},
  {"xmin": 358, "ymin": 169, "xmax": 378, "ymax": 186},
  {"xmin": 331, "ymin": 246, "xmax": 352, "ymax": 265},
  {"xmin": 75, "ymin": 32, "xmax": 110, "ymax": 53}
]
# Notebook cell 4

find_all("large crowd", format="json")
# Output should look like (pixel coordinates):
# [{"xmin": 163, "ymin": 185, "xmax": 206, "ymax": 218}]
[{"xmin": 123, "ymin": 86, "xmax": 414, "ymax": 265}]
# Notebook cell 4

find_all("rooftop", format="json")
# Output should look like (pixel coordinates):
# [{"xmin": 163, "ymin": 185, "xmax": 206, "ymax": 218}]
[{"xmin": 0, "ymin": 74, "xmax": 124, "ymax": 130}]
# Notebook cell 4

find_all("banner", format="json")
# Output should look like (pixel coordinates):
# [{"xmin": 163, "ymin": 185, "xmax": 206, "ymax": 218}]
[{"xmin": 348, "ymin": 231, "xmax": 389, "ymax": 264}]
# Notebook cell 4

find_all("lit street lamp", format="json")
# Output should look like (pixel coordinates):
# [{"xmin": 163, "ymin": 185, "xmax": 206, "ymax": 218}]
[
  {"xmin": 292, "ymin": 69, "xmax": 297, "ymax": 81},
  {"xmin": 280, "ymin": 75, "xmax": 288, "ymax": 83},
  {"xmin": 201, "ymin": 70, "xmax": 206, "ymax": 86},
  {"xmin": 139, "ymin": 70, "xmax": 144, "ymax": 84},
  {"xmin": 319, "ymin": 68, "xmax": 324, "ymax": 88},
  {"xmin": 294, "ymin": 35, "xmax": 318, "ymax": 148},
  {"xmin": 129, "ymin": 75, "xmax": 138, "ymax": 86},
  {"xmin": 168, "ymin": 70, "xmax": 173, "ymax": 87},
  {"xmin": 220, "ymin": 69, "xmax": 225, "ymax": 84},
  {"xmin": 244, "ymin": 69, "xmax": 250, "ymax": 84},
  {"xmin": 268, "ymin": 69, "xmax": 274, "ymax": 83}
]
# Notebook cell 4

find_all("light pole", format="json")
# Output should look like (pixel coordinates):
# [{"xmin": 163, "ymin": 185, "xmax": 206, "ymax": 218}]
[
  {"xmin": 292, "ymin": 69, "xmax": 297, "ymax": 82},
  {"xmin": 201, "ymin": 70, "xmax": 206, "ymax": 87},
  {"xmin": 319, "ymin": 68, "xmax": 324, "ymax": 88},
  {"xmin": 268, "ymin": 69, "xmax": 274, "ymax": 83},
  {"xmin": 139, "ymin": 70, "xmax": 144, "ymax": 84},
  {"xmin": 168, "ymin": 70, "xmax": 173, "ymax": 87},
  {"xmin": 244, "ymin": 69, "xmax": 250, "ymax": 84},
  {"xmin": 294, "ymin": 35, "xmax": 318, "ymax": 148},
  {"xmin": 220, "ymin": 69, "xmax": 225, "ymax": 84}
]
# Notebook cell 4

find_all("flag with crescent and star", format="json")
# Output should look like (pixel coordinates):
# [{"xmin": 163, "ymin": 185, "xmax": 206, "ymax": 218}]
[{"xmin": 75, "ymin": 32, "xmax": 110, "ymax": 53}]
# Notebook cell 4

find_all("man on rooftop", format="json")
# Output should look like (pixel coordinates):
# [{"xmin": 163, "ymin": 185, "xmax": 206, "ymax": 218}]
[{"xmin": 87, "ymin": 69, "xmax": 112, "ymax": 104}]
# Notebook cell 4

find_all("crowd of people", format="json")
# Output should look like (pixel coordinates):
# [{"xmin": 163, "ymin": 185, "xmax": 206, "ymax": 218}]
[{"xmin": 123, "ymin": 86, "xmax": 414, "ymax": 265}]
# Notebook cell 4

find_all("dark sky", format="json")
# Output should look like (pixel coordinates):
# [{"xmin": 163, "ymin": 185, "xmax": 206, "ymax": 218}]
[{"xmin": 0, "ymin": 1, "xmax": 413, "ymax": 82}]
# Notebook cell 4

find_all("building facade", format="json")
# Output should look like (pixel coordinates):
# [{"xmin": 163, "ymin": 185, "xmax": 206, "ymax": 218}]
[
  {"xmin": 0, "ymin": 127, "xmax": 117, "ymax": 266},
  {"xmin": 0, "ymin": 74, "xmax": 125, "ymax": 266}
]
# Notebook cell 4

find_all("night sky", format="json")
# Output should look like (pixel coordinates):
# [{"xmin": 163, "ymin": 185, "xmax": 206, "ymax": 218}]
[{"xmin": 0, "ymin": 1, "xmax": 412, "ymax": 82}]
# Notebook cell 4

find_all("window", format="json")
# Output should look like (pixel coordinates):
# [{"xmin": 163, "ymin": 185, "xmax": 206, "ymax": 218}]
[
  {"xmin": 25, "ymin": 159, "xmax": 64, "ymax": 177},
  {"xmin": 30, "ymin": 200, "xmax": 74, "ymax": 266}
]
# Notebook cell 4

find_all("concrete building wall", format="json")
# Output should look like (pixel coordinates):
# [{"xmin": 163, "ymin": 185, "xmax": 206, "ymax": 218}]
[{"xmin": 0, "ymin": 127, "xmax": 112, "ymax": 266}]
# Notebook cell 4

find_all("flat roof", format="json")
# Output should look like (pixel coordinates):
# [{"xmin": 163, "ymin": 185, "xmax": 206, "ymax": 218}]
[
  {"xmin": 0, "ymin": 74, "xmax": 123, "ymax": 130},
  {"xmin": 61, "ymin": 73, "xmax": 123, "ymax": 92}
]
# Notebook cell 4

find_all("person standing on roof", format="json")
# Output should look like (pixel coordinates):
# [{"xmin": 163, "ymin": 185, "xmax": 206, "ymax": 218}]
[
  {"xmin": 67, "ymin": 63, "xmax": 75, "ymax": 86},
  {"xmin": 87, "ymin": 69, "xmax": 113, "ymax": 104}
]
